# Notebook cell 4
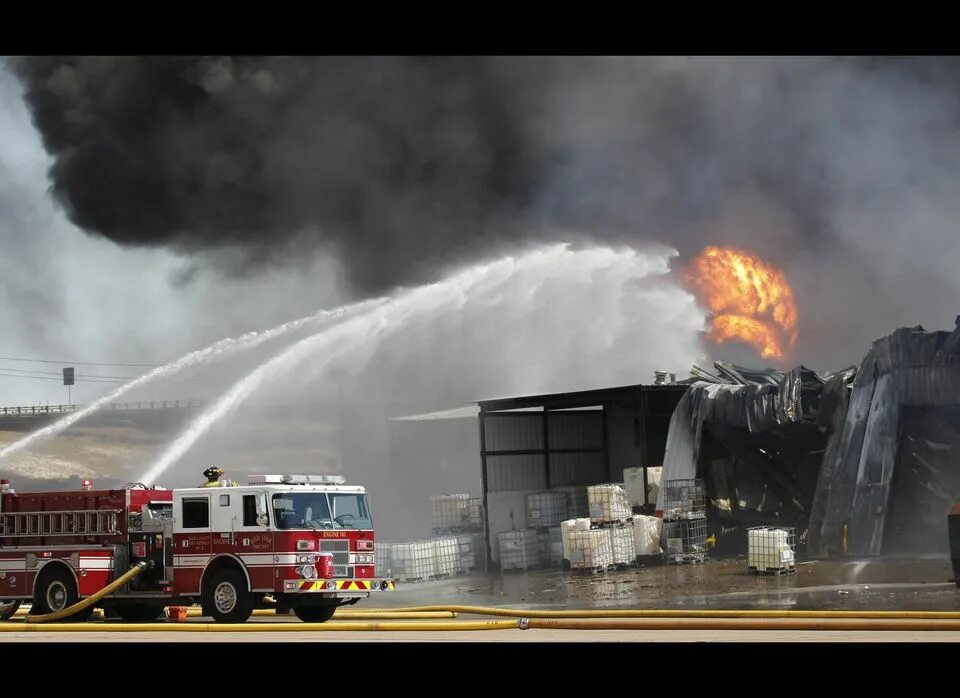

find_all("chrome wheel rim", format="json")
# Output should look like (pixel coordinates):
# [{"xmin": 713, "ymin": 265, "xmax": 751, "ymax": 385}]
[
  {"xmin": 214, "ymin": 582, "xmax": 237, "ymax": 614},
  {"xmin": 46, "ymin": 581, "xmax": 68, "ymax": 611}
]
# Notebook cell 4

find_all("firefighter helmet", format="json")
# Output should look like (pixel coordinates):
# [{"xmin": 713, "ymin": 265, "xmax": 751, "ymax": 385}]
[{"xmin": 203, "ymin": 467, "xmax": 224, "ymax": 482}]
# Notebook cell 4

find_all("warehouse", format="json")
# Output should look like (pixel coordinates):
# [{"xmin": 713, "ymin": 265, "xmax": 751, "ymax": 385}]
[{"xmin": 476, "ymin": 382, "xmax": 686, "ymax": 565}]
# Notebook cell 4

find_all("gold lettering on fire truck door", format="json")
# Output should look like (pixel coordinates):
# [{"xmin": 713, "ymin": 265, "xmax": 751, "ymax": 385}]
[
  {"xmin": 321, "ymin": 531, "xmax": 348, "ymax": 538},
  {"xmin": 248, "ymin": 534, "xmax": 271, "ymax": 550}
]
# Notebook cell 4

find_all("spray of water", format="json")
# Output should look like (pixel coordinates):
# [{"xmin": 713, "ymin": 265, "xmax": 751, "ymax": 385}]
[
  {"xmin": 0, "ymin": 296, "xmax": 388, "ymax": 463},
  {"xmin": 140, "ymin": 244, "xmax": 681, "ymax": 483}
]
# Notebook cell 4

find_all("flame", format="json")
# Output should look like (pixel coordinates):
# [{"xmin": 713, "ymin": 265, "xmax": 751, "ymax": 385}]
[{"xmin": 682, "ymin": 245, "xmax": 798, "ymax": 359}]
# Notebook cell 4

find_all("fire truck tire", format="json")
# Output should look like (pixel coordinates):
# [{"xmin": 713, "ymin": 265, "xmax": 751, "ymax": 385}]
[
  {"xmin": 293, "ymin": 604, "xmax": 338, "ymax": 623},
  {"xmin": 34, "ymin": 567, "xmax": 94, "ymax": 622},
  {"xmin": 203, "ymin": 569, "xmax": 253, "ymax": 623},
  {"xmin": 0, "ymin": 600, "xmax": 21, "ymax": 620},
  {"xmin": 115, "ymin": 603, "xmax": 165, "ymax": 622}
]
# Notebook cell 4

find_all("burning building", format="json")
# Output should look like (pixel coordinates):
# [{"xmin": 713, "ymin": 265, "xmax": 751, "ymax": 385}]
[{"xmin": 658, "ymin": 317, "xmax": 960, "ymax": 559}]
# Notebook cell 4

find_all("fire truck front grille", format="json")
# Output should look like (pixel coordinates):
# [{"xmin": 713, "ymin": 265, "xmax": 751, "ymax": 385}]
[{"xmin": 320, "ymin": 541, "xmax": 351, "ymax": 576}]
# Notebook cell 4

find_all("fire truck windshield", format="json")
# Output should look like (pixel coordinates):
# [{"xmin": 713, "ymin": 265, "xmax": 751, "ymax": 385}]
[{"xmin": 272, "ymin": 492, "xmax": 372, "ymax": 530}]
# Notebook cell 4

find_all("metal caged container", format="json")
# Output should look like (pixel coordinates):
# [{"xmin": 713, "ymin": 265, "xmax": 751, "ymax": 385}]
[
  {"xmin": 747, "ymin": 526, "xmax": 796, "ymax": 574},
  {"xmin": 661, "ymin": 478, "xmax": 706, "ymax": 521},
  {"xmin": 662, "ymin": 517, "xmax": 708, "ymax": 563}
]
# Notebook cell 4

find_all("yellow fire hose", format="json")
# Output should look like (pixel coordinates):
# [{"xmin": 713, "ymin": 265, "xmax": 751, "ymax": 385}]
[
  {"xmin": 370, "ymin": 604, "xmax": 960, "ymax": 620},
  {"xmin": 18, "ymin": 603, "xmax": 960, "ymax": 621},
  {"xmin": 180, "ymin": 609, "xmax": 457, "ymax": 619},
  {"xmin": 518, "ymin": 617, "xmax": 960, "ymax": 631},
  {"xmin": 25, "ymin": 562, "xmax": 147, "ymax": 624},
  {"xmin": 4, "ymin": 616, "xmax": 960, "ymax": 632},
  {"xmin": 12, "ymin": 607, "xmax": 456, "ymax": 620},
  {"xmin": 0, "ymin": 620, "xmax": 516, "ymax": 632}
]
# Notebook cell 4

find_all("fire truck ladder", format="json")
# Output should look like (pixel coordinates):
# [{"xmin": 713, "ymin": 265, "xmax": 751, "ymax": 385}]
[{"xmin": 0, "ymin": 509, "xmax": 121, "ymax": 538}]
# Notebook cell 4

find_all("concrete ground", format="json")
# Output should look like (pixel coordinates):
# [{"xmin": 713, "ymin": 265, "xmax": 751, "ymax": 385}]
[
  {"xmin": 4, "ymin": 556, "xmax": 960, "ymax": 642},
  {"xmin": 366, "ymin": 555, "xmax": 960, "ymax": 612}
]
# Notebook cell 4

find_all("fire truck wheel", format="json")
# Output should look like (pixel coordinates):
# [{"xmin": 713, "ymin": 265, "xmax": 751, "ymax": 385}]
[
  {"xmin": 0, "ymin": 600, "xmax": 21, "ymax": 620},
  {"xmin": 115, "ymin": 603, "xmax": 165, "ymax": 622},
  {"xmin": 293, "ymin": 604, "xmax": 338, "ymax": 623},
  {"xmin": 34, "ymin": 567, "xmax": 94, "ymax": 622},
  {"xmin": 203, "ymin": 569, "xmax": 253, "ymax": 623}
]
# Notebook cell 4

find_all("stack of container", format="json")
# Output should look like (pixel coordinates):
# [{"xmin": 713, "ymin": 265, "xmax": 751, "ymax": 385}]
[
  {"xmin": 428, "ymin": 492, "xmax": 488, "ymax": 574},
  {"xmin": 660, "ymin": 478, "xmax": 708, "ymax": 563},
  {"xmin": 498, "ymin": 529, "xmax": 540, "ymax": 570}
]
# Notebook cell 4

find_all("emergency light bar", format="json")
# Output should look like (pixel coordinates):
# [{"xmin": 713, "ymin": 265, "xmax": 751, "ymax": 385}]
[{"xmin": 248, "ymin": 474, "xmax": 347, "ymax": 485}]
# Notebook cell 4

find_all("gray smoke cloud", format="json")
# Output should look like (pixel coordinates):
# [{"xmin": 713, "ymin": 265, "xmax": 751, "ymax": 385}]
[{"xmin": 11, "ymin": 56, "xmax": 960, "ymax": 372}]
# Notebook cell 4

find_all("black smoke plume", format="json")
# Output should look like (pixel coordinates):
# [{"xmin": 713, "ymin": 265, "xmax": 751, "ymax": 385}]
[{"xmin": 13, "ymin": 56, "xmax": 960, "ymax": 368}]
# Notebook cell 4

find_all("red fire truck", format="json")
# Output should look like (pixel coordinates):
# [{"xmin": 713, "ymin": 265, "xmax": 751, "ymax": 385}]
[{"xmin": 0, "ymin": 474, "xmax": 395, "ymax": 623}]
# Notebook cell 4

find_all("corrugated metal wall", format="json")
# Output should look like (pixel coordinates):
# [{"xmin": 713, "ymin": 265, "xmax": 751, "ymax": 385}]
[
  {"xmin": 486, "ymin": 454, "xmax": 546, "ymax": 492},
  {"xmin": 547, "ymin": 412, "xmax": 602, "ymax": 449},
  {"xmin": 549, "ymin": 453, "xmax": 606, "ymax": 486},
  {"xmin": 607, "ymin": 414, "xmax": 640, "ymax": 482},
  {"xmin": 483, "ymin": 414, "xmax": 543, "ymax": 451}
]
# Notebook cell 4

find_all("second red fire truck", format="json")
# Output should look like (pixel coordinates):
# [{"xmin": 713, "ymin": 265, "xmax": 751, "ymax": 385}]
[{"xmin": 0, "ymin": 473, "xmax": 395, "ymax": 622}]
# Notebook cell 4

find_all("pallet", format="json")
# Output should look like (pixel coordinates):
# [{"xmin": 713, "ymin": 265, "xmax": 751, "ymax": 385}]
[
  {"xmin": 665, "ymin": 555, "xmax": 706, "ymax": 565},
  {"xmin": 748, "ymin": 566, "xmax": 796, "ymax": 576},
  {"xmin": 611, "ymin": 562, "xmax": 632, "ymax": 571},
  {"xmin": 571, "ymin": 565, "xmax": 608, "ymax": 575}
]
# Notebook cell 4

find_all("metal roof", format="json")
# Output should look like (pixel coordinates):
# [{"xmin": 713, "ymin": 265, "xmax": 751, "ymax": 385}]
[{"xmin": 477, "ymin": 382, "xmax": 688, "ymax": 413}]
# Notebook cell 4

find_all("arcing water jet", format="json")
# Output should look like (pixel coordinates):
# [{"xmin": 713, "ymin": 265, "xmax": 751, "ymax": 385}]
[{"xmin": 0, "ymin": 296, "xmax": 387, "ymax": 463}]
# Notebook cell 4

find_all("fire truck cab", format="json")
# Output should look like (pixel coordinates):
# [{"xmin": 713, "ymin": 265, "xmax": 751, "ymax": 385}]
[{"xmin": 0, "ymin": 474, "xmax": 394, "ymax": 623}]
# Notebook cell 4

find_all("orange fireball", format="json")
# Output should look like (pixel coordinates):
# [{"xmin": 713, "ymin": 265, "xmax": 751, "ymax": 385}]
[{"xmin": 682, "ymin": 246, "xmax": 798, "ymax": 360}]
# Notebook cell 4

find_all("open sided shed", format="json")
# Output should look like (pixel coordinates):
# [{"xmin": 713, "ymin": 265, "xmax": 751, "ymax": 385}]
[{"xmin": 477, "ymin": 383, "xmax": 687, "ymax": 564}]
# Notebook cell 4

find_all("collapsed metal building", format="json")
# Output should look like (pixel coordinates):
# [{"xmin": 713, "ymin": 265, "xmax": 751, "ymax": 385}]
[{"xmin": 659, "ymin": 318, "xmax": 960, "ymax": 558}]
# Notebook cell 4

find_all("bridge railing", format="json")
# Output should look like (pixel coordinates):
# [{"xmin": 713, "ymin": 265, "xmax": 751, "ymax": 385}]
[{"xmin": 0, "ymin": 399, "xmax": 205, "ymax": 417}]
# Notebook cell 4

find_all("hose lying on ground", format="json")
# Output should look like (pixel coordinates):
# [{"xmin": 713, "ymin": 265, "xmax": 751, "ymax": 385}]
[
  {"xmin": 4, "ymin": 616, "xmax": 960, "ymax": 632},
  {"xmin": 25, "ymin": 562, "xmax": 147, "ymax": 624},
  {"xmin": 180, "ymin": 609, "xmax": 457, "ymax": 619},
  {"xmin": 0, "ymin": 620, "xmax": 516, "ymax": 632},
  {"xmin": 371, "ymin": 604, "xmax": 960, "ymax": 620}
]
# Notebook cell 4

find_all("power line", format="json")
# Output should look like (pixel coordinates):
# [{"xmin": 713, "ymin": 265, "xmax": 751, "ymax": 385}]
[
  {"xmin": 0, "ymin": 373, "xmax": 127, "ymax": 384},
  {"xmin": 0, "ymin": 355, "xmax": 161, "ymax": 367},
  {"xmin": 0, "ymin": 366, "xmax": 140, "ymax": 380}
]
